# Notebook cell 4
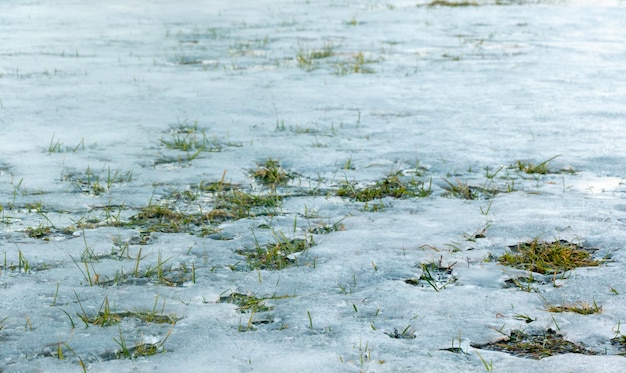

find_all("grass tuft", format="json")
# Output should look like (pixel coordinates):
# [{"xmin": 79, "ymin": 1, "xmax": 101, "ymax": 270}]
[
  {"xmin": 114, "ymin": 328, "xmax": 172, "ymax": 359},
  {"xmin": 251, "ymin": 159, "xmax": 293, "ymax": 186},
  {"xmin": 129, "ymin": 204, "xmax": 197, "ymax": 233},
  {"xmin": 308, "ymin": 218, "xmax": 346, "ymax": 234},
  {"xmin": 512, "ymin": 155, "xmax": 568, "ymax": 175},
  {"xmin": 220, "ymin": 292, "xmax": 290, "ymax": 313},
  {"xmin": 427, "ymin": 0, "xmax": 478, "ymax": 6},
  {"xmin": 296, "ymin": 43, "xmax": 334, "ymax": 71},
  {"xmin": 546, "ymin": 301, "xmax": 602, "ymax": 315},
  {"xmin": 160, "ymin": 121, "xmax": 222, "ymax": 153},
  {"xmin": 333, "ymin": 52, "xmax": 375, "ymax": 75},
  {"xmin": 78, "ymin": 296, "xmax": 178, "ymax": 327},
  {"xmin": 498, "ymin": 239, "xmax": 601, "ymax": 275},
  {"xmin": 472, "ymin": 329, "xmax": 595, "ymax": 359},
  {"xmin": 405, "ymin": 257, "xmax": 456, "ymax": 291},
  {"xmin": 337, "ymin": 173, "xmax": 431, "ymax": 202},
  {"xmin": 238, "ymin": 232, "xmax": 314, "ymax": 270},
  {"xmin": 385, "ymin": 325, "xmax": 416, "ymax": 339}
]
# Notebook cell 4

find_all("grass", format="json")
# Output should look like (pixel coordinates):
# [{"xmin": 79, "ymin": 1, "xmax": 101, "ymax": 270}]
[
  {"xmin": 498, "ymin": 239, "xmax": 602, "ymax": 275},
  {"xmin": 129, "ymin": 204, "xmax": 200, "ymax": 233},
  {"xmin": 4, "ymin": 145, "xmax": 614, "ymax": 364},
  {"xmin": 333, "ymin": 52, "xmax": 375, "ymax": 75},
  {"xmin": 219, "ymin": 292, "xmax": 290, "ymax": 331},
  {"xmin": 77, "ymin": 295, "xmax": 178, "ymax": 328},
  {"xmin": 114, "ymin": 327, "xmax": 172, "ymax": 359},
  {"xmin": 385, "ymin": 325, "xmax": 416, "ymax": 339},
  {"xmin": 308, "ymin": 218, "xmax": 346, "ymax": 234},
  {"xmin": 85, "ymin": 247, "xmax": 195, "ymax": 287},
  {"xmin": 219, "ymin": 292, "xmax": 290, "ymax": 313},
  {"xmin": 160, "ymin": 121, "xmax": 222, "ymax": 153},
  {"xmin": 136, "ymin": 252, "xmax": 193, "ymax": 287},
  {"xmin": 161, "ymin": 131, "xmax": 221, "ymax": 153},
  {"xmin": 405, "ymin": 257, "xmax": 456, "ymax": 291},
  {"xmin": 251, "ymin": 159, "xmax": 293, "ymax": 186},
  {"xmin": 47, "ymin": 134, "xmax": 85, "ymax": 153},
  {"xmin": 238, "ymin": 232, "xmax": 314, "ymax": 270},
  {"xmin": 94, "ymin": 175, "xmax": 283, "ymax": 234},
  {"xmin": 427, "ymin": 0, "xmax": 479, "ymax": 6},
  {"xmin": 296, "ymin": 43, "xmax": 334, "ymax": 71},
  {"xmin": 441, "ymin": 178, "xmax": 478, "ymax": 200},
  {"xmin": 546, "ymin": 301, "xmax": 602, "ymax": 315},
  {"xmin": 62, "ymin": 166, "xmax": 133, "ymax": 195},
  {"xmin": 472, "ymin": 329, "xmax": 595, "ymax": 359},
  {"xmin": 214, "ymin": 190, "xmax": 282, "ymax": 219},
  {"xmin": 337, "ymin": 173, "xmax": 431, "ymax": 202},
  {"xmin": 441, "ymin": 178, "xmax": 501, "ymax": 200},
  {"xmin": 24, "ymin": 224, "xmax": 74, "ymax": 240},
  {"xmin": 611, "ymin": 332, "xmax": 626, "ymax": 355},
  {"xmin": 512, "ymin": 155, "xmax": 568, "ymax": 175},
  {"xmin": 295, "ymin": 44, "xmax": 376, "ymax": 75},
  {"xmin": 504, "ymin": 274, "xmax": 543, "ymax": 292}
]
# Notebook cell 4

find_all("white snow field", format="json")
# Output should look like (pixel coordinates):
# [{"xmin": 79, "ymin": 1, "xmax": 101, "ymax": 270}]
[{"xmin": 2, "ymin": 0, "xmax": 626, "ymax": 372}]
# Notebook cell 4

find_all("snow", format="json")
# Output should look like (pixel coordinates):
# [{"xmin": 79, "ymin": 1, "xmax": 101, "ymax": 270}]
[{"xmin": 1, "ymin": 0, "xmax": 626, "ymax": 372}]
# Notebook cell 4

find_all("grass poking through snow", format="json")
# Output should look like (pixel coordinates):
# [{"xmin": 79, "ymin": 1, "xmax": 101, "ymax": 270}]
[
  {"xmin": 336, "ymin": 172, "xmax": 431, "ymax": 202},
  {"xmin": 498, "ymin": 239, "xmax": 602, "ymax": 275},
  {"xmin": 472, "ymin": 329, "xmax": 595, "ymax": 359},
  {"xmin": 545, "ymin": 301, "xmax": 602, "ymax": 315}
]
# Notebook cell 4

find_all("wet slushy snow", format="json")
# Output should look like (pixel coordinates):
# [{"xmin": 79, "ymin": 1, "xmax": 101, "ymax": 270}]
[{"xmin": 2, "ymin": 0, "xmax": 626, "ymax": 371}]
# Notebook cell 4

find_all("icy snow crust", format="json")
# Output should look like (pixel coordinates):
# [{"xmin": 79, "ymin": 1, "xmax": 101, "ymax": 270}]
[{"xmin": 2, "ymin": 0, "xmax": 626, "ymax": 372}]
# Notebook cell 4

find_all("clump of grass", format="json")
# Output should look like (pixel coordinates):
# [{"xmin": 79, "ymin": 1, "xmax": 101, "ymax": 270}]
[
  {"xmin": 77, "ymin": 297, "xmax": 121, "ymax": 327},
  {"xmin": 296, "ymin": 43, "xmax": 334, "ymax": 71},
  {"xmin": 308, "ymin": 219, "xmax": 346, "ymax": 234},
  {"xmin": 405, "ymin": 257, "xmax": 456, "ymax": 291},
  {"xmin": 337, "ymin": 173, "xmax": 431, "ymax": 202},
  {"xmin": 611, "ymin": 333, "xmax": 626, "ymax": 354},
  {"xmin": 62, "ymin": 166, "xmax": 133, "ymax": 195},
  {"xmin": 498, "ymin": 239, "xmax": 602, "ymax": 275},
  {"xmin": 198, "ymin": 179, "xmax": 240, "ymax": 193},
  {"xmin": 220, "ymin": 292, "xmax": 291, "ymax": 332},
  {"xmin": 503, "ymin": 274, "xmax": 543, "ymax": 292},
  {"xmin": 427, "ymin": 0, "xmax": 478, "ymax": 6},
  {"xmin": 160, "ymin": 121, "xmax": 222, "ymax": 153},
  {"xmin": 441, "ymin": 178, "xmax": 499, "ymax": 200},
  {"xmin": 333, "ymin": 52, "xmax": 375, "ymax": 75},
  {"xmin": 130, "ymin": 180, "xmax": 282, "ymax": 233},
  {"xmin": 94, "ymin": 250, "xmax": 194, "ymax": 287},
  {"xmin": 114, "ymin": 328, "xmax": 172, "ymax": 359},
  {"xmin": 1, "ymin": 250, "xmax": 46, "ymax": 273},
  {"xmin": 129, "ymin": 204, "xmax": 199, "ymax": 233},
  {"xmin": 47, "ymin": 134, "xmax": 85, "ymax": 154},
  {"xmin": 546, "ymin": 301, "xmax": 602, "ymax": 315},
  {"xmin": 137, "ymin": 258, "xmax": 194, "ymax": 287},
  {"xmin": 213, "ymin": 190, "xmax": 282, "ymax": 220},
  {"xmin": 24, "ymin": 225, "xmax": 75, "ymax": 241},
  {"xmin": 200, "ymin": 172, "xmax": 281, "ymax": 220},
  {"xmin": 24, "ymin": 224, "xmax": 52, "ymax": 239},
  {"xmin": 385, "ymin": 325, "xmax": 416, "ymax": 339},
  {"xmin": 219, "ymin": 292, "xmax": 290, "ymax": 313},
  {"xmin": 238, "ymin": 233, "xmax": 314, "ymax": 270},
  {"xmin": 472, "ymin": 329, "xmax": 595, "ymax": 359},
  {"xmin": 513, "ymin": 155, "xmax": 564, "ymax": 174},
  {"xmin": 170, "ymin": 119, "xmax": 199, "ymax": 133},
  {"xmin": 251, "ymin": 159, "xmax": 293, "ymax": 186},
  {"xmin": 441, "ymin": 178, "xmax": 478, "ymax": 200},
  {"xmin": 78, "ymin": 295, "xmax": 178, "ymax": 327}
]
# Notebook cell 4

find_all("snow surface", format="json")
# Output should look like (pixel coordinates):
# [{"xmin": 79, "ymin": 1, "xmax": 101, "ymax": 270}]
[{"xmin": 2, "ymin": 0, "xmax": 626, "ymax": 372}]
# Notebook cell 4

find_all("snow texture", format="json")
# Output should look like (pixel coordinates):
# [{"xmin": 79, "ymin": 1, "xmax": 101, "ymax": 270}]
[{"xmin": 1, "ymin": 0, "xmax": 626, "ymax": 372}]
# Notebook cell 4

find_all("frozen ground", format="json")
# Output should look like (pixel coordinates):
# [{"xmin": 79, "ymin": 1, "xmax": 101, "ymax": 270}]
[{"xmin": 1, "ymin": 0, "xmax": 626, "ymax": 372}]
